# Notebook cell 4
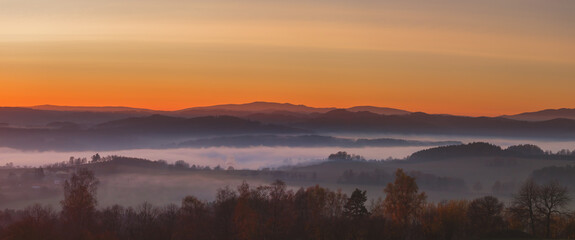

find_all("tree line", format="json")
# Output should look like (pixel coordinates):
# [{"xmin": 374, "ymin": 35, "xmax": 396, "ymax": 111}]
[
  {"xmin": 409, "ymin": 142, "xmax": 575, "ymax": 161},
  {"xmin": 0, "ymin": 168, "xmax": 574, "ymax": 240}
]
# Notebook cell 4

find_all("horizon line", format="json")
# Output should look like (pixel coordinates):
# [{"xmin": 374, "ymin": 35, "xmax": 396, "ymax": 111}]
[{"xmin": 0, "ymin": 101, "xmax": 572, "ymax": 118}]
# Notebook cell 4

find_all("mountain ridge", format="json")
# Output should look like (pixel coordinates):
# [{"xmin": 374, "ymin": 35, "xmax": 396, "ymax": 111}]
[
  {"xmin": 502, "ymin": 108, "xmax": 575, "ymax": 121},
  {"xmin": 30, "ymin": 105, "xmax": 159, "ymax": 113},
  {"xmin": 12, "ymin": 102, "xmax": 575, "ymax": 122},
  {"xmin": 24, "ymin": 102, "xmax": 411, "ymax": 116}
]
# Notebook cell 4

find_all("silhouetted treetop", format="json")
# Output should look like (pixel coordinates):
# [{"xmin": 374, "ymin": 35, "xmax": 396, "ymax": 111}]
[
  {"xmin": 505, "ymin": 144, "xmax": 545, "ymax": 156},
  {"xmin": 343, "ymin": 188, "xmax": 368, "ymax": 218},
  {"xmin": 328, "ymin": 151, "xmax": 365, "ymax": 161},
  {"xmin": 408, "ymin": 142, "xmax": 504, "ymax": 161}
]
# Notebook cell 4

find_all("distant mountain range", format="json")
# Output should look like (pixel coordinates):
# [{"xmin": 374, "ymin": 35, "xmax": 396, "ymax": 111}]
[
  {"xmin": 90, "ymin": 110, "xmax": 575, "ymax": 139},
  {"xmin": 291, "ymin": 110, "xmax": 575, "ymax": 138},
  {"xmin": 0, "ymin": 107, "xmax": 149, "ymax": 127},
  {"xmin": 176, "ymin": 102, "xmax": 411, "ymax": 116},
  {"xmin": 30, "ymin": 102, "xmax": 410, "ymax": 115},
  {"xmin": 1, "ymin": 102, "xmax": 410, "ymax": 126},
  {"xmin": 7, "ymin": 102, "xmax": 572, "ymax": 122},
  {"xmin": 24, "ymin": 102, "xmax": 410, "ymax": 118},
  {"xmin": 94, "ymin": 114, "xmax": 301, "ymax": 135},
  {"xmin": 1, "ymin": 102, "xmax": 575, "ymax": 151},
  {"xmin": 0, "ymin": 115, "xmax": 304, "ymax": 151},
  {"xmin": 30, "ymin": 105, "xmax": 160, "ymax": 113},
  {"xmin": 501, "ymin": 108, "xmax": 575, "ymax": 121},
  {"xmin": 177, "ymin": 102, "xmax": 336, "ymax": 115}
]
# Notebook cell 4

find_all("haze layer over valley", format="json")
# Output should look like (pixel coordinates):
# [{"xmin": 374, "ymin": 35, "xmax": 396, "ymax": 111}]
[
  {"xmin": 1, "ymin": 102, "xmax": 575, "ymax": 169},
  {"xmin": 2, "ymin": 102, "xmax": 575, "ymax": 212}
]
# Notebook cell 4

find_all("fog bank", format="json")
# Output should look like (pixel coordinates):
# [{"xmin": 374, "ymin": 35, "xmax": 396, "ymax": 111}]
[{"xmin": 0, "ymin": 146, "xmax": 426, "ymax": 169}]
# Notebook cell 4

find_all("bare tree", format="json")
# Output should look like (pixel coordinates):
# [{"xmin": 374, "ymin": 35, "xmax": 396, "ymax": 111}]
[
  {"xmin": 509, "ymin": 179, "xmax": 571, "ymax": 238},
  {"xmin": 509, "ymin": 179, "xmax": 539, "ymax": 235},
  {"xmin": 537, "ymin": 181, "xmax": 571, "ymax": 238}
]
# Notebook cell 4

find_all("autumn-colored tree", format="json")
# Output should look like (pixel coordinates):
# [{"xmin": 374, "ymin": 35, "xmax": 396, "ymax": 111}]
[
  {"xmin": 436, "ymin": 200, "xmax": 469, "ymax": 240},
  {"xmin": 60, "ymin": 168, "xmax": 99, "ymax": 239},
  {"xmin": 179, "ymin": 195, "xmax": 209, "ymax": 239},
  {"xmin": 214, "ymin": 185, "xmax": 237, "ymax": 240},
  {"xmin": 266, "ymin": 180, "xmax": 296, "ymax": 240},
  {"xmin": 0, "ymin": 204, "xmax": 58, "ymax": 240},
  {"xmin": 232, "ymin": 199, "xmax": 258, "ymax": 240},
  {"xmin": 232, "ymin": 182, "xmax": 258, "ymax": 240},
  {"xmin": 292, "ymin": 185, "xmax": 348, "ymax": 240},
  {"xmin": 302, "ymin": 185, "xmax": 329, "ymax": 239},
  {"xmin": 419, "ymin": 203, "xmax": 439, "ymax": 239},
  {"xmin": 383, "ymin": 168, "xmax": 427, "ymax": 238},
  {"xmin": 467, "ymin": 196, "xmax": 504, "ymax": 236},
  {"xmin": 325, "ymin": 189, "xmax": 347, "ymax": 218},
  {"xmin": 557, "ymin": 214, "xmax": 575, "ymax": 239},
  {"xmin": 419, "ymin": 200, "xmax": 469, "ymax": 240},
  {"xmin": 325, "ymin": 189, "xmax": 348, "ymax": 240}
]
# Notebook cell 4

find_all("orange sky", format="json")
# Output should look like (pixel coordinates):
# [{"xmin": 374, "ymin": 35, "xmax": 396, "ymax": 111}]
[{"xmin": 1, "ymin": 0, "xmax": 574, "ymax": 116}]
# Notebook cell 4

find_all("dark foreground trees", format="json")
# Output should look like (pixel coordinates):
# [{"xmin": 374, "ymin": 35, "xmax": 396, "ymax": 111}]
[
  {"xmin": 0, "ymin": 204, "xmax": 58, "ymax": 240},
  {"xmin": 467, "ymin": 196, "xmax": 505, "ymax": 236},
  {"xmin": 509, "ymin": 178, "xmax": 571, "ymax": 238},
  {"xmin": 344, "ymin": 188, "xmax": 368, "ymax": 219},
  {"xmin": 1, "ymin": 168, "xmax": 574, "ymax": 240}
]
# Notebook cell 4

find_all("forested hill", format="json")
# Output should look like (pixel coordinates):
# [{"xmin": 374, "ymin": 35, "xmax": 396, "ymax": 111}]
[{"xmin": 408, "ymin": 142, "xmax": 575, "ymax": 161}]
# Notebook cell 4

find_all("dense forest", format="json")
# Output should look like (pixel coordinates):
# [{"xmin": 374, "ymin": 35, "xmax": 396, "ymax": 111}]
[
  {"xmin": 409, "ymin": 142, "xmax": 575, "ymax": 161},
  {"xmin": 1, "ymin": 167, "xmax": 574, "ymax": 240}
]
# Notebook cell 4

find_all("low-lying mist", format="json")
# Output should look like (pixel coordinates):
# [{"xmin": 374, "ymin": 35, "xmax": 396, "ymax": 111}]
[
  {"xmin": 333, "ymin": 134, "xmax": 575, "ymax": 152},
  {"xmin": 2, "ymin": 135, "xmax": 574, "ymax": 169},
  {"xmin": 3, "ymin": 137, "xmax": 575, "ymax": 211},
  {"xmin": 0, "ymin": 146, "xmax": 426, "ymax": 169}
]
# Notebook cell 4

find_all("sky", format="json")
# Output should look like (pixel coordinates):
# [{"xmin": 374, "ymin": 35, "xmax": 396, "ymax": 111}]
[{"xmin": 1, "ymin": 0, "xmax": 574, "ymax": 116}]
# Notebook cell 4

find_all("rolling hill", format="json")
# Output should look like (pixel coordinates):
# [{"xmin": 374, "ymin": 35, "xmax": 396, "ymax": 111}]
[
  {"xmin": 293, "ymin": 110, "xmax": 575, "ymax": 138},
  {"xmin": 502, "ymin": 108, "xmax": 575, "ymax": 121}
]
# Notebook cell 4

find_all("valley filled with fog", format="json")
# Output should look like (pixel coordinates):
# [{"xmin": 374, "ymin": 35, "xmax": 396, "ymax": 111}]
[
  {"xmin": 2, "ymin": 134, "xmax": 575, "ymax": 209},
  {"xmin": 0, "ymin": 146, "xmax": 425, "ymax": 169},
  {"xmin": 1, "ymin": 135, "xmax": 573, "ymax": 169}
]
